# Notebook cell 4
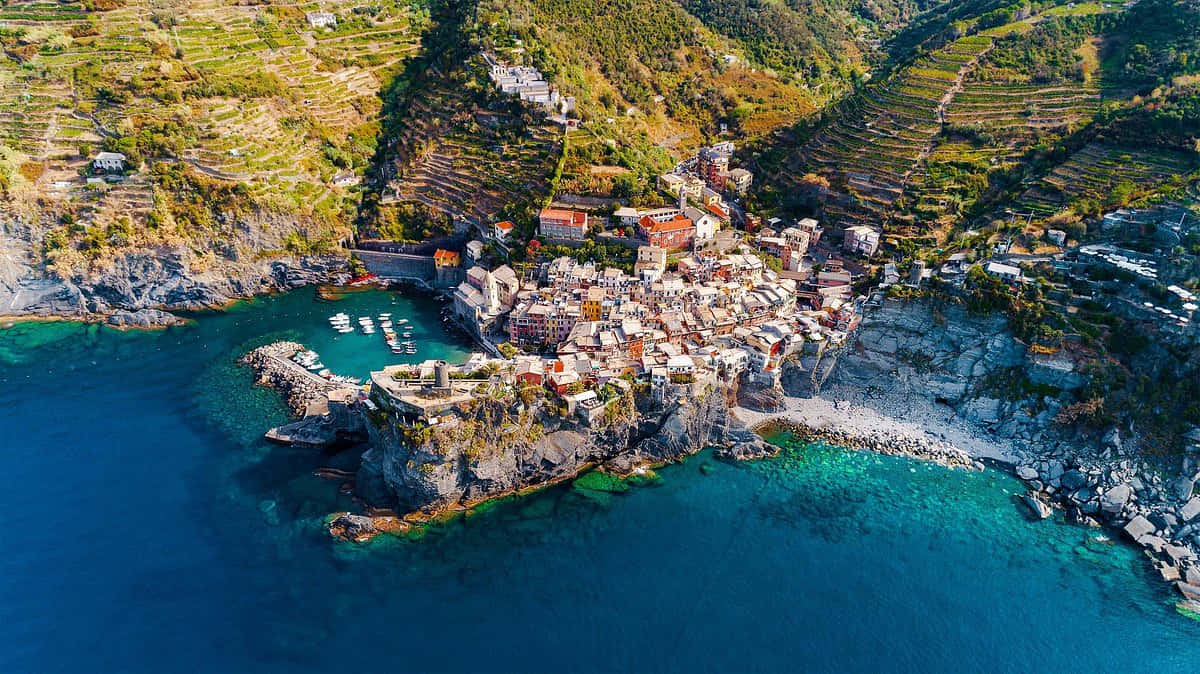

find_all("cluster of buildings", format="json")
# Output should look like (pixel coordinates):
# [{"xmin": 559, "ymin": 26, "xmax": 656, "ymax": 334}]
[
  {"xmin": 447, "ymin": 243, "xmax": 863, "ymax": 401},
  {"xmin": 661, "ymin": 142, "xmax": 753, "ymax": 199},
  {"xmin": 754, "ymin": 218, "xmax": 824, "ymax": 273},
  {"xmin": 484, "ymin": 53, "xmax": 576, "ymax": 122}
]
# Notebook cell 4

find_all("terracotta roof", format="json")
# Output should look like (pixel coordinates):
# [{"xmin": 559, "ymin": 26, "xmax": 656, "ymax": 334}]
[
  {"xmin": 640, "ymin": 214, "xmax": 694, "ymax": 234},
  {"xmin": 433, "ymin": 249, "xmax": 460, "ymax": 263},
  {"xmin": 495, "ymin": 220, "xmax": 515, "ymax": 231},
  {"xmin": 539, "ymin": 208, "xmax": 587, "ymax": 227}
]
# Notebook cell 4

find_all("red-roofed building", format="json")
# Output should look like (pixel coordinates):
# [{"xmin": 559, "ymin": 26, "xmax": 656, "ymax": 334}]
[
  {"xmin": 494, "ymin": 220, "xmax": 515, "ymax": 241},
  {"xmin": 637, "ymin": 214, "xmax": 695, "ymax": 250},
  {"xmin": 539, "ymin": 208, "xmax": 588, "ymax": 240}
]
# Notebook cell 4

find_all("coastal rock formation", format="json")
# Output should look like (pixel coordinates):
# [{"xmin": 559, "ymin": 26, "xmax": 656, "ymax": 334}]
[
  {"xmin": 775, "ymin": 297, "xmax": 1200, "ymax": 599},
  {"xmin": 106, "ymin": 308, "xmax": 182, "ymax": 329},
  {"xmin": 357, "ymin": 383, "xmax": 744, "ymax": 514},
  {"xmin": 1, "ymin": 212, "xmax": 346, "ymax": 318}
]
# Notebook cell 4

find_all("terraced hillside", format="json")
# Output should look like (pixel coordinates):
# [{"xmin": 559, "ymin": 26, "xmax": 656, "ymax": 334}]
[
  {"xmin": 1015, "ymin": 142, "xmax": 1199, "ymax": 215},
  {"xmin": 0, "ymin": 0, "xmax": 424, "ymax": 238},
  {"xmin": 764, "ymin": 2, "xmax": 1122, "ymax": 236},
  {"xmin": 776, "ymin": 33, "xmax": 995, "ymax": 229},
  {"xmin": 372, "ymin": 60, "xmax": 563, "ymax": 236}
]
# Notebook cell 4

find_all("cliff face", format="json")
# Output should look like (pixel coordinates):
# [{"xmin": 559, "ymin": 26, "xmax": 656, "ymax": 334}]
[
  {"xmin": 783, "ymin": 298, "xmax": 1088, "ymax": 446},
  {"xmin": 0, "ymin": 211, "xmax": 347, "ymax": 317},
  {"xmin": 355, "ymin": 385, "xmax": 745, "ymax": 513}
]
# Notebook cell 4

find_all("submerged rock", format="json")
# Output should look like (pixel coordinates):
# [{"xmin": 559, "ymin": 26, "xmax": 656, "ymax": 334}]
[{"xmin": 1021, "ymin": 494, "xmax": 1052, "ymax": 520}]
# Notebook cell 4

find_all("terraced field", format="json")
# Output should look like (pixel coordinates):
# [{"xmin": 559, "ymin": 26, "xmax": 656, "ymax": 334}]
[
  {"xmin": 0, "ymin": 0, "xmax": 424, "ymax": 228},
  {"xmin": 771, "ymin": 2, "xmax": 1120, "ymax": 235},
  {"xmin": 372, "ymin": 58, "xmax": 563, "ymax": 234},
  {"xmin": 778, "ymin": 33, "xmax": 994, "ymax": 229},
  {"xmin": 1015, "ymin": 142, "xmax": 1199, "ymax": 214}
]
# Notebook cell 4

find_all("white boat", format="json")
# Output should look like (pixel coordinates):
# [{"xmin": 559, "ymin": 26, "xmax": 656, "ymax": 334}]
[
  {"xmin": 402, "ymin": 332, "xmax": 412, "ymax": 338},
  {"xmin": 337, "ymin": 327, "xmax": 354, "ymax": 333}
]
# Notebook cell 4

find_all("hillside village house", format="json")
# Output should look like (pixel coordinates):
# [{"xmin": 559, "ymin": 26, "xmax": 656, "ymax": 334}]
[
  {"xmin": 634, "ymin": 245, "xmax": 667, "ymax": 282},
  {"xmin": 725, "ymin": 168, "xmax": 753, "ymax": 196},
  {"xmin": 843, "ymin": 225, "xmax": 881, "ymax": 257},
  {"xmin": 331, "ymin": 172, "xmax": 359, "ymax": 187},
  {"xmin": 92, "ymin": 152, "xmax": 126, "ymax": 173},
  {"xmin": 433, "ymin": 249, "xmax": 461, "ymax": 269},
  {"xmin": 539, "ymin": 208, "xmax": 588, "ymax": 240},
  {"xmin": 494, "ymin": 220, "xmax": 514, "ymax": 242},
  {"xmin": 985, "ymin": 261, "xmax": 1024, "ymax": 283}
]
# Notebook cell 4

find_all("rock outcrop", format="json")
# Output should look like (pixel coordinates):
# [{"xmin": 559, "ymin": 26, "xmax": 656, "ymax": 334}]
[
  {"xmin": 357, "ymin": 383, "xmax": 748, "ymax": 515},
  {"xmin": 1, "ymin": 211, "xmax": 346, "ymax": 318}
]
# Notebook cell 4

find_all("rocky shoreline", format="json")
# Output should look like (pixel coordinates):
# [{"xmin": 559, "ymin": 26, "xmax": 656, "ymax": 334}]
[
  {"xmin": 749, "ymin": 417, "xmax": 980, "ymax": 470},
  {"xmin": 1009, "ymin": 437, "xmax": 1200, "ymax": 613}
]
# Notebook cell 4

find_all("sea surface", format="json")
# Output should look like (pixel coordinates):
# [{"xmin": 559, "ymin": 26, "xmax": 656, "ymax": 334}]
[{"xmin": 1, "ymin": 286, "xmax": 1197, "ymax": 673}]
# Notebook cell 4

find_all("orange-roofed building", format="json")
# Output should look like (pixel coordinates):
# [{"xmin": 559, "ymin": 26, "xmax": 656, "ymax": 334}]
[
  {"xmin": 637, "ymin": 214, "xmax": 695, "ymax": 250},
  {"xmin": 538, "ymin": 208, "xmax": 588, "ymax": 240},
  {"xmin": 494, "ymin": 220, "xmax": 515, "ymax": 241},
  {"xmin": 433, "ymin": 249, "xmax": 461, "ymax": 268}
]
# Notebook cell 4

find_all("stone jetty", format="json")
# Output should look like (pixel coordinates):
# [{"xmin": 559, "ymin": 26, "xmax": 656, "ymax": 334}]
[{"xmin": 240, "ymin": 341, "xmax": 342, "ymax": 417}]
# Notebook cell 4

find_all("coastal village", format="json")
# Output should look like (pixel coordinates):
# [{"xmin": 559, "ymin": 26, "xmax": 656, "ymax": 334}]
[{"xmin": 244, "ymin": 123, "xmax": 1200, "ymax": 612}]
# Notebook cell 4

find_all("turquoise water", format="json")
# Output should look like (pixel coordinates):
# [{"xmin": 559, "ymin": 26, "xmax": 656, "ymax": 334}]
[{"xmin": 0, "ymin": 287, "xmax": 1197, "ymax": 672}]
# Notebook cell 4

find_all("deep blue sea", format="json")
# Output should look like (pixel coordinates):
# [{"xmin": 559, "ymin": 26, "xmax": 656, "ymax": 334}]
[{"xmin": 1, "ymin": 286, "xmax": 1197, "ymax": 673}]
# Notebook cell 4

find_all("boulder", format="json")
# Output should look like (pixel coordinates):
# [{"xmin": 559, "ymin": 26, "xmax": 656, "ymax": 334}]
[
  {"xmin": 1140, "ymin": 535, "xmax": 1168, "ymax": 553},
  {"xmin": 1016, "ymin": 465, "xmax": 1039, "ymax": 481},
  {"xmin": 1061, "ymin": 469, "xmax": 1087, "ymax": 491},
  {"xmin": 1187, "ymin": 566, "xmax": 1200, "ymax": 586},
  {"xmin": 1021, "ymin": 494, "xmax": 1052, "ymax": 520},
  {"xmin": 1166, "ymin": 545, "xmax": 1198, "ymax": 565},
  {"xmin": 1175, "ymin": 477, "xmax": 1195, "ymax": 502},
  {"xmin": 1100, "ymin": 484, "xmax": 1132, "ymax": 516},
  {"xmin": 1123, "ymin": 515, "xmax": 1155, "ymax": 541},
  {"xmin": 1176, "ymin": 582, "xmax": 1200, "ymax": 602},
  {"xmin": 1181, "ymin": 497, "xmax": 1200, "ymax": 522},
  {"xmin": 1159, "ymin": 562, "xmax": 1182, "ymax": 582},
  {"xmin": 1045, "ymin": 459, "xmax": 1065, "ymax": 481}
]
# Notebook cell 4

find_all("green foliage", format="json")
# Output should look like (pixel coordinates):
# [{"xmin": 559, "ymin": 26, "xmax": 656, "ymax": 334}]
[{"xmin": 185, "ymin": 71, "xmax": 288, "ymax": 99}]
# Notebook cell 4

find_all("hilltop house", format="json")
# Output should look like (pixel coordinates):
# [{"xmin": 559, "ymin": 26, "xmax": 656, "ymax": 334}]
[
  {"xmin": 493, "ymin": 220, "xmax": 515, "ymax": 242},
  {"xmin": 539, "ymin": 208, "xmax": 588, "ymax": 241},
  {"xmin": 92, "ymin": 152, "xmax": 126, "ymax": 173},
  {"xmin": 305, "ymin": 11, "xmax": 336, "ymax": 28}
]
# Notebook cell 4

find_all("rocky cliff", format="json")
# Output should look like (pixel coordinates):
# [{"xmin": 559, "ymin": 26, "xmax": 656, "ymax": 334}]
[
  {"xmin": 355, "ymin": 383, "xmax": 757, "ymax": 514},
  {"xmin": 783, "ymin": 298, "xmax": 1087, "ymax": 447},
  {"xmin": 0, "ymin": 211, "xmax": 347, "ymax": 318}
]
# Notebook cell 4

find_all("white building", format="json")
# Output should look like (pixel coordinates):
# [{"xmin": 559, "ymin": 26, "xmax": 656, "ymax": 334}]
[
  {"xmin": 306, "ymin": 11, "xmax": 336, "ymax": 28},
  {"xmin": 92, "ymin": 152, "xmax": 126, "ymax": 172},
  {"xmin": 985, "ymin": 261, "xmax": 1023, "ymax": 283}
]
